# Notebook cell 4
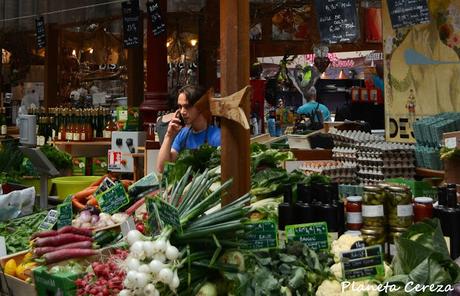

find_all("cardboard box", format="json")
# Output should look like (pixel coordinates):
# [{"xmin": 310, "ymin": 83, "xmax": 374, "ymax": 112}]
[
  {"xmin": 33, "ymin": 266, "xmax": 82, "ymax": 296},
  {"xmin": 91, "ymin": 156, "xmax": 108, "ymax": 176},
  {"xmin": 116, "ymin": 107, "xmax": 141, "ymax": 131},
  {"xmin": 72, "ymin": 157, "xmax": 86, "ymax": 176}
]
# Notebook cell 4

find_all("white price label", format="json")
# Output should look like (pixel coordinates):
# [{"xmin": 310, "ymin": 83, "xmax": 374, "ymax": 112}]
[
  {"xmin": 347, "ymin": 212, "xmax": 363, "ymax": 224},
  {"xmin": 362, "ymin": 205, "xmax": 384, "ymax": 217},
  {"xmin": 397, "ymin": 205, "xmax": 413, "ymax": 217},
  {"xmin": 445, "ymin": 137, "xmax": 457, "ymax": 149}
]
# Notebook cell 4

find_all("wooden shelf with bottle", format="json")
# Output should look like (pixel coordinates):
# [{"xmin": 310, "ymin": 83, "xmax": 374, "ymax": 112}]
[{"xmin": 53, "ymin": 139, "xmax": 111, "ymax": 157}]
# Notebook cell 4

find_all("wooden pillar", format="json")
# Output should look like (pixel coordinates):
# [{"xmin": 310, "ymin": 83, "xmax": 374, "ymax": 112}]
[
  {"xmin": 140, "ymin": 0, "xmax": 169, "ymax": 128},
  {"xmin": 198, "ymin": 0, "xmax": 219, "ymax": 89},
  {"xmin": 127, "ymin": 15, "xmax": 144, "ymax": 107},
  {"xmin": 44, "ymin": 23, "xmax": 59, "ymax": 108},
  {"xmin": 220, "ymin": 0, "xmax": 250, "ymax": 205}
]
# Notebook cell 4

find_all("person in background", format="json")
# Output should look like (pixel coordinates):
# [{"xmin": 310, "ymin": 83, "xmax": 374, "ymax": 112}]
[
  {"xmin": 156, "ymin": 84, "xmax": 221, "ymax": 173},
  {"xmin": 296, "ymin": 86, "xmax": 331, "ymax": 121}
]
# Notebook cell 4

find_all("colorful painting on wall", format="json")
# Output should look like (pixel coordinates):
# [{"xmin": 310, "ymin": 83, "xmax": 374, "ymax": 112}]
[{"xmin": 383, "ymin": 0, "xmax": 460, "ymax": 143}]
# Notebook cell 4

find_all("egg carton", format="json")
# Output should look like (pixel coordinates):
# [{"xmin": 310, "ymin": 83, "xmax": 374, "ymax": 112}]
[{"xmin": 329, "ymin": 128, "xmax": 384, "ymax": 144}]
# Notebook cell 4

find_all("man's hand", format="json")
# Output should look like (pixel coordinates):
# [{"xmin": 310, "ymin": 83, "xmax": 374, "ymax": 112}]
[{"xmin": 166, "ymin": 110, "xmax": 183, "ymax": 137}]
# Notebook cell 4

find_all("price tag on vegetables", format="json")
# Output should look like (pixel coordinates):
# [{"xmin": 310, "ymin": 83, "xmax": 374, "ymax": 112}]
[
  {"xmin": 38, "ymin": 210, "xmax": 59, "ymax": 231},
  {"xmin": 241, "ymin": 220, "xmax": 278, "ymax": 250},
  {"xmin": 57, "ymin": 202, "xmax": 73, "ymax": 229},
  {"xmin": 96, "ymin": 183, "xmax": 129, "ymax": 214},
  {"xmin": 285, "ymin": 222, "xmax": 329, "ymax": 251},
  {"xmin": 146, "ymin": 198, "xmax": 180, "ymax": 235},
  {"xmin": 340, "ymin": 245, "xmax": 385, "ymax": 281}
]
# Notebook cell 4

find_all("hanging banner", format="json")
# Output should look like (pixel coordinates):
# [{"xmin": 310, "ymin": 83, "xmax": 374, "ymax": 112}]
[
  {"xmin": 383, "ymin": 0, "xmax": 460, "ymax": 143},
  {"xmin": 314, "ymin": 0, "xmax": 360, "ymax": 44},
  {"xmin": 146, "ymin": 0, "xmax": 166, "ymax": 36},
  {"xmin": 122, "ymin": 1, "xmax": 141, "ymax": 48},
  {"xmin": 35, "ymin": 16, "xmax": 46, "ymax": 50}
]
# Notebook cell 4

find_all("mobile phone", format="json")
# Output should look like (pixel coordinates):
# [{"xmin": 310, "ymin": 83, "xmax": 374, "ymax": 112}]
[{"xmin": 176, "ymin": 112, "xmax": 186, "ymax": 127}]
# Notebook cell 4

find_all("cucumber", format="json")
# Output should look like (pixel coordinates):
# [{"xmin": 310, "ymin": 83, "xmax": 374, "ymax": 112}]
[{"xmin": 93, "ymin": 230, "xmax": 118, "ymax": 246}]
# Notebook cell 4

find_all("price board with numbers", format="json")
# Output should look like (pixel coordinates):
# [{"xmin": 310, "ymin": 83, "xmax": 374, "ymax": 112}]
[
  {"xmin": 285, "ymin": 222, "xmax": 329, "ymax": 251},
  {"xmin": 241, "ymin": 220, "xmax": 278, "ymax": 250}
]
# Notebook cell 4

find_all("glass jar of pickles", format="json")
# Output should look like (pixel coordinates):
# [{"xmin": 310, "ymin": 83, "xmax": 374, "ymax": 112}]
[
  {"xmin": 362, "ymin": 186, "xmax": 385, "ymax": 227},
  {"xmin": 387, "ymin": 227, "xmax": 406, "ymax": 258},
  {"xmin": 361, "ymin": 227, "xmax": 385, "ymax": 247},
  {"xmin": 387, "ymin": 186, "xmax": 413, "ymax": 228}
]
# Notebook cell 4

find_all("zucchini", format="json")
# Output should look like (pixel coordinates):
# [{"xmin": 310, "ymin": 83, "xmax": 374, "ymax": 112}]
[{"xmin": 93, "ymin": 230, "xmax": 118, "ymax": 247}]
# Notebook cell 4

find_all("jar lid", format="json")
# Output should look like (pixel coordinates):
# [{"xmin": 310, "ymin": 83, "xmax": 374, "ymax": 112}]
[
  {"xmin": 377, "ymin": 183, "xmax": 390, "ymax": 189},
  {"xmin": 414, "ymin": 197, "xmax": 433, "ymax": 204},
  {"xmin": 347, "ymin": 196, "xmax": 362, "ymax": 202},
  {"xmin": 389, "ymin": 227, "xmax": 407, "ymax": 232},
  {"xmin": 361, "ymin": 227, "xmax": 384, "ymax": 235},
  {"xmin": 363, "ymin": 185, "xmax": 380, "ymax": 192},
  {"xmin": 389, "ymin": 186, "xmax": 409, "ymax": 192}
]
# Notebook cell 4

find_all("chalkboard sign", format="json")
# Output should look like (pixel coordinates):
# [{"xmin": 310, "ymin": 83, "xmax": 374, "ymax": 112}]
[
  {"xmin": 146, "ymin": 198, "xmax": 180, "ymax": 235},
  {"xmin": 35, "ymin": 16, "xmax": 46, "ymax": 50},
  {"xmin": 96, "ymin": 183, "xmax": 130, "ymax": 214},
  {"xmin": 340, "ymin": 245, "xmax": 385, "ymax": 281},
  {"xmin": 38, "ymin": 210, "xmax": 59, "ymax": 231},
  {"xmin": 241, "ymin": 220, "xmax": 278, "ymax": 250},
  {"xmin": 314, "ymin": 0, "xmax": 360, "ymax": 44},
  {"xmin": 122, "ymin": 1, "xmax": 141, "ymax": 48},
  {"xmin": 387, "ymin": 0, "xmax": 430, "ymax": 29},
  {"xmin": 57, "ymin": 202, "xmax": 73, "ymax": 229},
  {"xmin": 285, "ymin": 222, "xmax": 329, "ymax": 251},
  {"xmin": 146, "ymin": 0, "xmax": 166, "ymax": 36}
]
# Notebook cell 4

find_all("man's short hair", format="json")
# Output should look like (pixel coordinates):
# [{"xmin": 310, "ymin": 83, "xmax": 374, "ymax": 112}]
[
  {"xmin": 178, "ymin": 84, "xmax": 206, "ymax": 106},
  {"xmin": 306, "ymin": 87, "xmax": 317, "ymax": 100}
]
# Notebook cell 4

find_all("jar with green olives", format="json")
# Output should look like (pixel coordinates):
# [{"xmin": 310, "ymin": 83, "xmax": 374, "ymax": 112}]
[
  {"xmin": 361, "ymin": 227, "xmax": 386, "ymax": 247},
  {"xmin": 387, "ymin": 186, "xmax": 413, "ymax": 228},
  {"xmin": 387, "ymin": 227, "xmax": 406, "ymax": 258},
  {"xmin": 362, "ymin": 185, "xmax": 386, "ymax": 227}
]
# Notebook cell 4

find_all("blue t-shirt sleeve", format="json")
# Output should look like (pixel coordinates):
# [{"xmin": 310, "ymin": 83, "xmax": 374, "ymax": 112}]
[
  {"xmin": 321, "ymin": 105, "xmax": 331, "ymax": 121},
  {"xmin": 171, "ymin": 128, "xmax": 188, "ymax": 153},
  {"xmin": 297, "ymin": 104, "xmax": 308, "ymax": 114},
  {"xmin": 209, "ymin": 127, "xmax": 221, "ymax": 147}
]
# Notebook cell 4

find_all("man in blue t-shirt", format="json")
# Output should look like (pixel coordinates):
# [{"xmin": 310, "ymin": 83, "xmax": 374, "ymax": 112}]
[
  {"xmin": 297, "ymin": 86, "xmax": 331, "ymax": 122},
  {"xmin": 156, "ymin": 85, "xmax": 221, "ymax": 173}
]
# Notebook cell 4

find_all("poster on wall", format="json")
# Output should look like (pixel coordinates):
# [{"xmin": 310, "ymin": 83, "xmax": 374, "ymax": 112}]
[
  {"xmin": 383, "ymin": 0, "xmax": 460, "ymax": 143},
  {"xmin": 272, "ymin": 5, "xmax": 312, "ymax": 40}
]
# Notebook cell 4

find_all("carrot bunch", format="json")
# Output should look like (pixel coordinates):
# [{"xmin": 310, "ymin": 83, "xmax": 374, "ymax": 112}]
[{"xmin": 71, "ymin": 175, "xmax": 133, "ymax": 210}]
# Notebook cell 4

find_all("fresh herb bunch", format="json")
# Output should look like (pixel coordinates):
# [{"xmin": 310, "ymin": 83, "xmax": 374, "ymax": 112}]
[{"xmin": 39, "ymin": 144, "xmax": 72, "ymax": 170}]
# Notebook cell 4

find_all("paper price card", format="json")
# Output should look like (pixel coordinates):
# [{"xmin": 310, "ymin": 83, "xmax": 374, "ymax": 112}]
[{"xmin": 285, "ymin": 222, "xmax": 329, "ymax": 251}]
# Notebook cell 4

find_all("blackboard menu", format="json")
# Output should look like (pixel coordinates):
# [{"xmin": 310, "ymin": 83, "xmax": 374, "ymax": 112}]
[
  {"xmin": 146, "ymin": 198, "xmax": 181, "ymax": 235},
  {"xmin": 241, "ymin": 220, "xmax": 278, "ymax": 250},
  {"xmin": 146, "ymin": 0, "xmax": 166, "ymax": 36},
  {"xmin": 387, "ymin": 0, "xmax": 430, "ymax": 29},
  {"xmin": 314, "ymin": 0, "xmax": 360, "ymax": 44},
  {"xmin": 122, "ymin": 1, "xmax": 141, "ymax": 48},
  {"xmin": 35, "ymin": 16, "xmax": 46, "ymax": 50},
  {"xmin": 340, "ymin": 245, "xmax": 385, "ymax": 281}
]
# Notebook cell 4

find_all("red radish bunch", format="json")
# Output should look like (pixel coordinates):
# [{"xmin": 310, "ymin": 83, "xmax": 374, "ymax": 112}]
[{"xmin": 75, "ymin": 249, "xmax": 128, "ymax": 296}]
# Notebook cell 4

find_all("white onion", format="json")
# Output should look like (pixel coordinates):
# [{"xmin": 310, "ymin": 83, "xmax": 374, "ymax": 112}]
[
  {"xmin": 135, "ymin": 272, "xmax": 150, "ymax": 288},
  {"xmin": 165, "ymin": 245, "xmax": 179, "ymax": 261},
  {"xmin": 130, "ymin": 241, "xmax": 145, "ymax": 258},
  {"xmin": 127, "ymin": 258, "xmax": 141, "ymax": 271},
  {"xmin": 143, "ymin": 241, "xmax": 156, "ymax": 258},
  {"xmin": 127, "ymin": 230, "xmax": 144, "ymax": 246},
  {"xmin": 153, "ymin": 252, "xmax": 166, "ymax": 263},
  {"xmin": 126, "ymin": 270, "xmax": 138, "ymax": 283},
  {"xmin": 138, "ymin": 264, "xmax": 150, "ymax": 274},
  {"xmin": 143, "ymin": 284, "xmax": 157, "ymax": 296},
  {"xmin": 153, "ymin": 239, "xmax": 167, "ymax": 253},
  {"xmin": 148, "ymin": 260, "xmax": 164, "ymax": 274},
  {"xmin": 119, "ymin": 289, "xmax": 132, "ymax": 296},
  {"xmin": 169, "ymin": 270, "xmax": 180, "ymax": 290},
  {"xmin": 123, "ymin": 278, "xmax": 134, "ymax": 289},
  {"xmin": 158, "ymin": 268, "xmax": 173, "ymax": 284}
]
